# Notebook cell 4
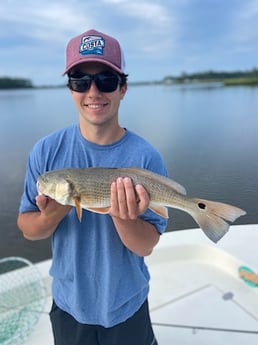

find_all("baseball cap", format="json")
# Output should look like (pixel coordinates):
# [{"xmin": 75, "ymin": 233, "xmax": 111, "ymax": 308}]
[{"xmin": 63, "ymin": 29, "xmax": 126, "ymax": 75}]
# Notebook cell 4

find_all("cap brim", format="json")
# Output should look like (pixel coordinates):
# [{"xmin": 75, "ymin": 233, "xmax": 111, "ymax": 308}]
[{"xmin": 63, "ymin": 58, "xmax": 124, "ymax": 76}]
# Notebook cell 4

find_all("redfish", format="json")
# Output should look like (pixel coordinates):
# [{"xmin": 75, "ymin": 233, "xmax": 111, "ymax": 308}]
[{"xmin": 37, "ymin": 167, "xmax": 246, "ymax": 243}]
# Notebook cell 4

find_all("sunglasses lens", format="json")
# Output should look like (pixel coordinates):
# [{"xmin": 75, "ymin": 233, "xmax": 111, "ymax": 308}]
[
  {"xmin": 68, "ymin": 73, "xmax": 121, "ymax": 93},
  {"xmin": 95, "ymin": 74, "xmax": 120, "ymax": 92},
  {"xmin": 68, "ymin": 78, "xmax": 91, "ymax": 93}
]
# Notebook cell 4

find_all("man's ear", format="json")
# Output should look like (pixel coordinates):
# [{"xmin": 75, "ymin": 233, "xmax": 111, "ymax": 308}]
[{"xmin": 120, "ymin": 83, "xmax": 127, "ymax": 99}]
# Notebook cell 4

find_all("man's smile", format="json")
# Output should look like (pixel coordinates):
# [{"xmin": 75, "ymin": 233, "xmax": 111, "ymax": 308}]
[{"xmin": 86, "ymin": 103, "xmax": 107, "ymax": 109}]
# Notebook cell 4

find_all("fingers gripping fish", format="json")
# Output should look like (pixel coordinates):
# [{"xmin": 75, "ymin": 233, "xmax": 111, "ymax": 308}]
[{"xmin": 37, "ymin": 167, "xmax": 246, "ymax": 243}]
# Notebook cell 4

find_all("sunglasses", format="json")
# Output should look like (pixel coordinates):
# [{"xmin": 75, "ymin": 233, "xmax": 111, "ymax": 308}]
[{"xmin": 67, "ymin": 72, "xmax": 122, "ymax": 93}]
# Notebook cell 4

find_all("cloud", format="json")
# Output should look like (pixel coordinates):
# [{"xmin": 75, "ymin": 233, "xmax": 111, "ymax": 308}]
[
  {"xmin": 0, "ymin": 0, "xmax": 101, "ymax": 82},
  {"xmin": 0, "ymin": 1, "xmax": 94, "ymax": 43},
  {"xmin": 103, "ymin": 0, "xmax": 170, "ymax": 23},
  {"xmin": 101, "ymin": 0, "xmax": 178, "ymax": 56},
  {"xmin": 0, "ymin": 0, "xmax": 178, "ymax": 54},
  {"xmin": 0, "ymin": 0, "xmax": 257, "ymax": 84},
  {"xmin": 228, "ymin": 0, "xmax": 258, "ymax": 51}
]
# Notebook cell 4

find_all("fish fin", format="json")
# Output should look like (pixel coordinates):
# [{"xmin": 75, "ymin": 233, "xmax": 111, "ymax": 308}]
[
  {"xmin": 190, "ymin": 198, "xmax": 246, "ymax": 243},
  {"xmin": 165, "ymin": 179, "xmax": 187, "ymax": 195},
  {"xmin": 85, "ymin": 207, "xmax": 110, "ymax": 214},
  {"xmin": 125, "ymin": 167, "xmax": 187, "ymax": 195},
  {"xmin": 74, "ymin": 197, "xmax": 82, "ymax": 222},
  {"xmin": 149, "ymin": 203, "xmax": 169, "ymax": 218}
]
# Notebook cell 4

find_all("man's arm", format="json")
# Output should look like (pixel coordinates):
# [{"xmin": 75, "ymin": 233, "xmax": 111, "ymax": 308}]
[
  {"xmin": 18, "ymin": 178, "xmax": 161, "ymax": 255},
  {"xmin": 109, "ymin": 177, "xmax": 161, "ymax": 257},
  {"xmin": 17, "ymin": 195, "xmax": 71, "ymax": 240}
]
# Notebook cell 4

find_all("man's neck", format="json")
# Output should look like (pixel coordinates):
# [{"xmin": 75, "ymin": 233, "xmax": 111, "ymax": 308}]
[{"xmin": 79, "ymin": 123, "xmax": 125, "ymax": 145}]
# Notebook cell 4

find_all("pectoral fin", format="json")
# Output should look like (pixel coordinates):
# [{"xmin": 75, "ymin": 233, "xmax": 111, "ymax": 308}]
[{"xmin": 74, "ymin": 196, "xmax": 82, "ymax": 222}]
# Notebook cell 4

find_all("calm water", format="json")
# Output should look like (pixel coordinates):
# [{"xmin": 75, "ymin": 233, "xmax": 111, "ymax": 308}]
[{"xmin": 1, "ymin": 84, "xmax": 258, "ymax": 262}]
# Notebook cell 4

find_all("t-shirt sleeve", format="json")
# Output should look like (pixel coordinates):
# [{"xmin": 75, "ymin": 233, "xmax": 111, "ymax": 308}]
[{"xmin": 19, "ymin": 142, "xmax": 42, "ymax": 213}]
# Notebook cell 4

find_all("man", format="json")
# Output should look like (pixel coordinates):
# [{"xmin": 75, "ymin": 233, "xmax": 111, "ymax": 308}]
[{"xmin": 17, "ymin": 29, "xmax": 168, "ymax": 345}]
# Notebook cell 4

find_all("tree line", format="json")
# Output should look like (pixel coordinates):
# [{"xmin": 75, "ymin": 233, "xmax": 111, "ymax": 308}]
[
  {"xmin": 0, "ymin": 77, "xmax": 33, "ymax": 89},
  {"xmin": 163, "ymin": 68, "xmax": 258, "ymax": 84},
  {"xmin": 1, "ymin": 68, "xmax": 258, "ymax": 88}
]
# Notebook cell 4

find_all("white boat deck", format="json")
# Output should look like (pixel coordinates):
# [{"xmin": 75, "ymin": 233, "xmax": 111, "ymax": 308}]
[
  {"xmin": 147, "ymin": 224, "xmax": 258, "ymax": 344},
  {"xmin": 2, "ymin": 224, "xmax": 258, "ymax": 344}
]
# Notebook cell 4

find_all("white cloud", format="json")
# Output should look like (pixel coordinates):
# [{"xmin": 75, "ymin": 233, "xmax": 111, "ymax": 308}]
[
  {"xmin": 0, "ymin": 1, "xmax": 98, "ymax": 43},
  {"xmin": 101, "ymin": 0, "xmax": 179, "ymax": 57},
  {"xmin": 0, "ymin": 0, "xmax": 177, "ymax": 54},
  {"xmin": 0, "ymin": 0, "xmax": 257, "ymax": 84},
  {"xmin": 109, "ymin": 0, "xmax": 170, "ymax": 23}
]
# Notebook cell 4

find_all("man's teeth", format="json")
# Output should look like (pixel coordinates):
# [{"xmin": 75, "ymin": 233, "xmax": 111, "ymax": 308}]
[{"xmin": 87, "ymin": 104, "xmax": 103, "ymax": 109}]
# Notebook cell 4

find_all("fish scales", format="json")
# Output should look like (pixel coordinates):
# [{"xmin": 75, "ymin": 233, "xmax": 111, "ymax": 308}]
[{"xmin": 65, "ymin": 168, "xmax": 186, "ymax": 206}]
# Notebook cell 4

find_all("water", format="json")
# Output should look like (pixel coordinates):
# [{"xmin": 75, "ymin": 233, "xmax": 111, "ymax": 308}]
[{"xmin": 1, "ymin": 84, "xmax": 257, "ymax": 262}]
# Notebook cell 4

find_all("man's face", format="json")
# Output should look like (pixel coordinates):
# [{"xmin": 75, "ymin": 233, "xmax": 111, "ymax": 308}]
[{"xmin": 69, "ymin": 62, "xmax": 127, "ymax": 130}]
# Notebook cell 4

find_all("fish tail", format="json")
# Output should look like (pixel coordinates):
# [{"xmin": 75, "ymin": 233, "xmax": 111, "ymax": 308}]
[{"xmin": 189, "ymin": 198, "xmax": 246, "ymax": 243}]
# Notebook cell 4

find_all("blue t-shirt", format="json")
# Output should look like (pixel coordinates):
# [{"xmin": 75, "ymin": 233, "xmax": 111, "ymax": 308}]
[{"xmin": 19, "ymin": 124, "xmax": 168, "ymax": 327}]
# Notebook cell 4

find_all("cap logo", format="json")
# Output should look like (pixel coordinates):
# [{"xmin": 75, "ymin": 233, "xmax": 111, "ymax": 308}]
[{"xmin": 79, "ymin": 35, "xmax": 105, "ymax": 56}]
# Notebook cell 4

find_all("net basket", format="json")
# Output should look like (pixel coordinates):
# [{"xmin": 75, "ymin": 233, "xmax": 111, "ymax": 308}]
[{"xmin": 0, "ymin": 257, "xmax": 46, "ymax": 345}]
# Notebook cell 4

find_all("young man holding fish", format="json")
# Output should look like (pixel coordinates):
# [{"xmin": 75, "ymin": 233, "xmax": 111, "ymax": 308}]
[{"xmin": 17, "ymin": 29, "xmax": 167, "ymax": 345}]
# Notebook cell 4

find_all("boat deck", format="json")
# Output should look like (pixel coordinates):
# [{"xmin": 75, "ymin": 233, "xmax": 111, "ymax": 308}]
[
  {"xmin": 3, "ymin": 224, "xmax": 258, "ymax": 345},
  {"xmin": 147, "ymin": 224, "xmax": 258, "ymax": 344}
]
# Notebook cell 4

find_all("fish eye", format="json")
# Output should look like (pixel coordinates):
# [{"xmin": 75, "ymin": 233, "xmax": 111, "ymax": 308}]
[{"xmin": 198, "ymin": 202, "xmax": 206, "ymax": 209}]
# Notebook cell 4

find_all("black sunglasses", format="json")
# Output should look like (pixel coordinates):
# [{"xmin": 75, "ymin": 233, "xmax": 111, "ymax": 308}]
[{"xmin": 67, "ymin": 72, "xmax": 122, "ymax": 93}]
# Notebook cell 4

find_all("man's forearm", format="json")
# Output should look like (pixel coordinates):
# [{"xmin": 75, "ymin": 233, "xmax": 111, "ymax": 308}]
[
  {"xmin": 112, "ymin": 216, "xmax": 160, "ymax": 256},
  {"xmin": 17, "ymin": 211, "xmax": 59, "ymax": 240},
  {"xmin": 17, "ymin": 195, "xmax": 72, "ymax": 240}
]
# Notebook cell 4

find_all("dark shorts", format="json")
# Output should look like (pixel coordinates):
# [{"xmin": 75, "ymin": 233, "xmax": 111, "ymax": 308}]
[{"xmin": 50, "ymin": 300, "xmax": 158, "ymax": 345}]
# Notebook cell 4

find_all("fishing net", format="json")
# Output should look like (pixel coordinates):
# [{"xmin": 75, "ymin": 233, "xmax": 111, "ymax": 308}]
[{"xmin": 0, "ymin": 257, "xmax": 47, "ymax": 345}]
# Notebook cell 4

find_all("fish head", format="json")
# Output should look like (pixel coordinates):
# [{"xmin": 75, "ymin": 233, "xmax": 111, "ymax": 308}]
[{"xmin": 37, "ymin": 172, "xmax": 74, "ymax": 205}]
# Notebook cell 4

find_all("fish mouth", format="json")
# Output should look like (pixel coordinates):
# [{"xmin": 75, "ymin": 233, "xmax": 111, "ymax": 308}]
[{"xmin": 36, "ymin": 181, "xmax": 44, "ymax": 195}]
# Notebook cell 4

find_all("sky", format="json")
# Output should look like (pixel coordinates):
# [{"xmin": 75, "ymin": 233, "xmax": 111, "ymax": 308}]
[{"xmin": 1, "ymin": 0, "xmax": 258, "ymax": 86}]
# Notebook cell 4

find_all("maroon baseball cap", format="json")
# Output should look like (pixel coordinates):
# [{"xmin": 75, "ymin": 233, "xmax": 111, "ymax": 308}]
[{"xmin": 63, "ymin": 29, "xmax": 126, "ymax": 75}]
